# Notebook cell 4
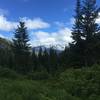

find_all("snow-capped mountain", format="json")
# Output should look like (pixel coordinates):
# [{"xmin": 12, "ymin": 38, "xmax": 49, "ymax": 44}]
[{"xmin": 32, "ymin": 44, "xmax": 65, "ymax": 54}]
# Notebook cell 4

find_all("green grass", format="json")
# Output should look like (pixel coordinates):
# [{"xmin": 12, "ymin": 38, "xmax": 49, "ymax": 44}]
[{"xmin": 0, "ymin": 65, "xmax": 100, "ymax": 100}]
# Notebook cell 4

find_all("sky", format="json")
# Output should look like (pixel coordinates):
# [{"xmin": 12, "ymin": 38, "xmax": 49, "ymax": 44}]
[{"xmin": 0, "ymin": 0, "xmax": 100, "ymax": 47}]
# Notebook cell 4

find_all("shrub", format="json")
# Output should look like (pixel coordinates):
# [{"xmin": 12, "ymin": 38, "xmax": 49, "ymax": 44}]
[
  {"xmin": 27, "ymin": 70, "xmax": 50, "ymax": 80},
  {"xmin": 0, "ymin": 67, "xmax": 20, "ymax": 79}
]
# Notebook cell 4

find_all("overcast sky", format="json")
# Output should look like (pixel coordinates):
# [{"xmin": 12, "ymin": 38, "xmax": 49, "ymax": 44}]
[{"xmin": 0, "ymin": 0, "xmax": 100, "ymax": 47}]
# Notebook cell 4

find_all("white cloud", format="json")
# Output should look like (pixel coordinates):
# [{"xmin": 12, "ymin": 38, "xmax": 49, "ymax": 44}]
[
  {"xmin": 30, "ymin": 27, "xmax": 72, "ymax": 47},
  {"xmin": 21, "ymin": 17, "xmax": 50, "ymax": 30},
  {"xmin": 0, "ymin": 15, "xmax": 50, "ymax": 31},
  {"xmin": 0, "ymin": 15, "xmax": 18, "ymax": 31},
  {"xmin": 96, "ymin": 13, "xmax": 100, "ymax": 24}
]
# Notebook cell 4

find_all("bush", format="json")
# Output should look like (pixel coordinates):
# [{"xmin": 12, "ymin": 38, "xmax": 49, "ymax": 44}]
[
  {"xmin": 27, "ymin": 70, "xmax": 50, "ymax": 80},
  {"xmin": 0, "ymin": 67, "xmax": 21, "ymax": 79}
]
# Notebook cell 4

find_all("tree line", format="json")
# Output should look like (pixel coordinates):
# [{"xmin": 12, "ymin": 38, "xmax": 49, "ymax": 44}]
[
  {"xmin": 0, "ymin": 0, "xmax": 100, "ymax": 75},
  {"xmin": 0, "ymin": 22, "xmax": 60, "ymax": 74}
]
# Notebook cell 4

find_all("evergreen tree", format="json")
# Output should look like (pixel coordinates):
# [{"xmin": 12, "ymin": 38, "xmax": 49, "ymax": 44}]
[
  {"xmin": 42, "ymin": 48, "xmax": 49, "ymax": 72},
  {"xmin": 60, "ymin": 46, "xmax": 71, "ymax": 68},
  {"xmin": 81, "ymin": 0, "xmax": 100, "ymax": 41},
  {"xmin": 12, "ymin": 22, "xmax": 31, "ymax": 74},
  {"xmin": 81, "ymin": 0, "xmax": 100, "ymax": 65},
  {"xmin": 72, "ymin": 0, "xmax": 82, "ymax": 44},
  {"xmin": 49, "ymin": 47, "xmax": 58, "ymax": 74},
  {"xmin": 0, "ymin": 38, "xmax": 14, "ymax": 68},
  {"xmin": 31, "ymin": 48, "xmax": 38, "ymax": 71},
  {"xmin": 70, "ymin": 0, "xmax": 85, "ymax": 67},
  {"xmin": 38, "ymin": 47, "xmax": 44, "ymax": 70},
  {"xmin": 70, "ymin": 0, "xmax": 100, "ymax": 66}
]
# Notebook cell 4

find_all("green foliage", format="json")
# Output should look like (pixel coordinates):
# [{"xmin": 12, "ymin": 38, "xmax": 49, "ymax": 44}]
[
  {"xmin": 0, "ymin": 38, "xmax": 14, "ymax": 68},
  {"xmin": 12, "ymin": 21, "xmax": 31, "ymax": 74},
  {"xmin": 69, "ymin": 0, "xmax": 100, "ymax": 67},
  {"xmin": 0, "ymin": 0, "xmax": 100, "ymax": 74},
  {"xmin": 0, "ymin": 79, "xmax": 81, "ymax": 100},
  {"xmin": 59, "ymin": 65, "xmax": 100, "ymax": 99},
  {"xmin": 71, "ymin": 0, "xmax": 82, "ymax": 43},
  {"xmin": 27, "ymin": 70, "xmax": 50, "ymax": 80},
  {"xmin": 0, "ymin": 67, "xmax": 21, "ymax": 79},
  {"xmin": 0, "ymin": 65, "xmax": 100, "ymax": 100},
  {"xmin": 0, "ymin": 0, "xmax": 100, "ymax": 99}
]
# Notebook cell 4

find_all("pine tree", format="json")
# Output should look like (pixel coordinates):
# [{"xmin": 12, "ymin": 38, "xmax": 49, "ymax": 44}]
[
  {"xmin": 70, "ymin": 0, "xmax": 85, "ymax": 67},
  {"xmin": 12, "ymin": 21, "xmax": 31, "ymax": 74},
  {"xmin": 31, "ymin": 48, "xmax": 38, "ymax": 71},
  {"xmin": 38, "ymin": 47, "xmax": 44, "ymax": 70},
  {"xmin": 81, "ymin": 0, "xmax": 100, "ymax": 65},
  {"xmin": 49, "ymin": 47, "xmax": 58, "ymax": 74},
  {"xmin": 72, "ymin": 0, "xmax": 82, "ymax": 44},
  {"xmin": 43, "ymin": 48, "xmax": 49, "ymax": 72},
  {"xmin": 70, "ymin": 0, "xmax": 100, "ymax": 66},
  {"xmin": 81, "ymin": 0, "xmax": 100, "ymax": 41}
]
